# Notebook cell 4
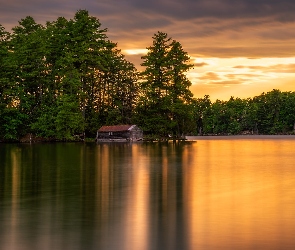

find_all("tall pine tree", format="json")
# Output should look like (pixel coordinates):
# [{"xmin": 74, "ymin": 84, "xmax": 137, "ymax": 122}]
[{"xmin": 136, "ymin": 32, "xmax": 194, "ymax": 138}]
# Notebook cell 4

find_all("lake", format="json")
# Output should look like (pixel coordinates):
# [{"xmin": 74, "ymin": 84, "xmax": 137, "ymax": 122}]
[{"xmin": 1, "ymin": 136, "xmax": 295, "ymax": 250}]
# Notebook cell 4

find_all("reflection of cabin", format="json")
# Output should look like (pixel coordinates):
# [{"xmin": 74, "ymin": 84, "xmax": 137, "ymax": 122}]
[{"xmin": 96, "ymin": 125, "xmax": 143, "ymax": 141}]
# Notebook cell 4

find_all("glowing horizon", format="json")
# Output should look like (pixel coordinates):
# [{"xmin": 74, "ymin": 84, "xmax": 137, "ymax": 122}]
[
  {"xmin": 123, "ymin": 48, "xmax": 295, "ymax": 100},
  {"xmin": 1, "ymin": 0, "xmax": 295, "ymax": 100}
]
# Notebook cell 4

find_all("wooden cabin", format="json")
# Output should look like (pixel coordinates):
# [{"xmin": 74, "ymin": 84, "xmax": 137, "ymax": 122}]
[{"xmin": 96, "ymin": 125, "xmax": 143, "ymax": 141}]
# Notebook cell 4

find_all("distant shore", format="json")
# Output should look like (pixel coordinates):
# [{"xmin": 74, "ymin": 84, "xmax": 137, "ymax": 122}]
[
  {"xmin": 186, "ymin": 135, "xmax": 295, "ymax": 140},
  {"xmin": 2, "ymin": 134, "xmax": 295, "ymax": 143}
]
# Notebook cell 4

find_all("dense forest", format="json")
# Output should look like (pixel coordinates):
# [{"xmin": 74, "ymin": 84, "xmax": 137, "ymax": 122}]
[{"xmin": 1, "ymin": 10, "xmax": 295, "ymax": 142}]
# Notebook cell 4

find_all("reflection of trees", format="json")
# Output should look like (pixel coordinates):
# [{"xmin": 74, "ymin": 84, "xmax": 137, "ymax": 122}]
[
  {"xmin": 144, "ymin": 142, "xmax": 189, "ymax": 249},
  {"xmin": 0, "ymin": 142, "xmax": 193, "ymax": 250}
]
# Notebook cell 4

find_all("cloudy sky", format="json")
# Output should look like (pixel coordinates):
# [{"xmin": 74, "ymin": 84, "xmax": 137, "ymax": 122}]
[{"xmin": 1, "ymin": 0, "xmax": 295, "ymax": 100}]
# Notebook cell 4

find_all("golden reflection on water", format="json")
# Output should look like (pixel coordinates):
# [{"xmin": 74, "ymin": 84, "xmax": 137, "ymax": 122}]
[
  {"xmin": 123, "ymin": 144, "xmax": 149, "ymax": 250},
  {"xmin": 1, "ymin": 139, "xmax": 295, "ymax": 250},
  {"xmin": 99, "ymin": 144, "xmax": 110, "ymax": 223},
  {"xmin": 9, "ymin": 149, "xmax": 21, "ymax": 250},
  {"xmin": 183, "ymin": 139, "xmax": 295, "ymax": 249}
]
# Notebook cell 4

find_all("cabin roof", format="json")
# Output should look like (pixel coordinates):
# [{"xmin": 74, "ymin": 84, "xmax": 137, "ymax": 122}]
[{"xmin": 98, "ymin": 125, "xmax": 136, "ymax": 132}]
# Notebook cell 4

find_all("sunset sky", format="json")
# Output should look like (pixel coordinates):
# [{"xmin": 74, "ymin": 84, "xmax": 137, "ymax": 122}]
[{"xmin": 1, "ymin": 0, "xmax": 295, "ymax": 100}]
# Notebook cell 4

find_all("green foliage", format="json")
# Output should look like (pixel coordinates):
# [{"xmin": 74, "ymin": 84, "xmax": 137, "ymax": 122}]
[
  {"xmin": 192, "ymin": 95, "xmax": 211, "ymax": 135},
  {"xmin": 0, "ymin": 106, "xmax": 28, "ymax": 140},
  {"xmin": 55, "ymin": 95, "xmax": 85, "ymax": 140},
  {"xmin": 197, "ymin": 89, "xmax": 295, "ymax": 135},
  {"xmin": 136, "ymin": 31, "xmax": 195, "ymax": 138},
  {"xmin": 0, "ymin": 10, "xmax": 139, "ymax": 141},
  {"xmin": 1, "ymin": 12, "xmax": 295, "ymax": 141},
  {"xmin": 30, "ymin": 105, "xmax": 57, "ymax": 138},
  {"xmin": 252, "ymin": 90, "xmax": 295, "ymax": 134}
]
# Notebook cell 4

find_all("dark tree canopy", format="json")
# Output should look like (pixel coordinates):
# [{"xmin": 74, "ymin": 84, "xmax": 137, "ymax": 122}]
[
  {"xmin": 0, "ymin": 10, "xmax": 139, "ymax": 141},
  {"xmin": 1, "ymin": 12, "xmax": 295, "ymax": 142},
  {"xmin": 136, "ymin": 31, "xmax": 195, "ymax": 139}
]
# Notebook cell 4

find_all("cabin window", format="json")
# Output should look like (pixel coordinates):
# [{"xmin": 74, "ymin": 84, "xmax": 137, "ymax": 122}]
[{"xmin": 109, "ymin": 132, "xmax": 113, "ymax": 136}]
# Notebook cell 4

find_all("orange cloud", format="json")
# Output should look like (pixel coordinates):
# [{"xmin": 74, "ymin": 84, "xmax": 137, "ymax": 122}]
[
  {"xmin": 1, "ymin": 0, "xmax": 295, "ymax": 101},
  {"xmin": 199, "ymin": 72, "xmax": 221, "ymax": 81},
  {"xmin": 194, "ymin": 62, "xmax": 209, "ymax": 67},
  {"xmin": 233, "ymin": 64, "xmax": 295, "ymax": 73}
]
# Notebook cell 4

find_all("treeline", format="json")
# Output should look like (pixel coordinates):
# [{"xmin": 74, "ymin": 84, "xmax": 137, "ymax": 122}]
[
  {"xmin": 194, "ymin": 90, "xmax": 295, "ymax": 135},
  {"xmin": 0, "ymin": 10, "xmax": 140, "ymax": 141},
  {"xmin": 0, "ymin": 10, "xmax": 295, "ymax": 142}
]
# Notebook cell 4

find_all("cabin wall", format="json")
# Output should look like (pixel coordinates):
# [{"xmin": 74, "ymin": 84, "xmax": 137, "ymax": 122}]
[
  {"xmin": 96, "ymin": 125, "xmax": 143, "ymax": 141},
  {"xmin": 96, "ymin": 131, "xmax": 130, "ymax": 139},
  {"xmin": 129, "ymin": 127, "xmax": 143, "ymax": 140}
]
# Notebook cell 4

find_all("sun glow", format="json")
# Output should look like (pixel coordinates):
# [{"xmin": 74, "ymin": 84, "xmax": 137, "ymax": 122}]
[
  {"xmin": 123, "ymin": 49, "xmax": 148, "ymax": 55},
  {"xmin": 122, "ymin": 45, "xmax": 295, "ymax": 101},
  {"xmin": 188, "ymin": 56, "xmax": 295, "ymax": 100}
]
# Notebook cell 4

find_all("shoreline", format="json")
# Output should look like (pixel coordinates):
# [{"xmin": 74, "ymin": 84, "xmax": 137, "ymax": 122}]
[
  {"xmin": 186, "ymin": 134, "xmax": 295, "ymax": 140},
  {"xmin": 2, "ymin": 134, "xmax": 295, "ymax": 144}
]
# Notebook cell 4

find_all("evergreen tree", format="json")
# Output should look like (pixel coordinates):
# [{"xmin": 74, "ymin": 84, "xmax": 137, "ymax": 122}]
[
  {"xmin": 0, "ymin": 10, "xmax": 139, "ymax": 141},
  {"xmin": 136, "ymin": 32, "xmax": 194, "ymax": 138},
  {"xmin": 193, "ymin": 95, "xmax": 211, "ymax": 135},
  {"xmin": 2, "ymin": 17, "xmax": 47, "ymax": 139}
]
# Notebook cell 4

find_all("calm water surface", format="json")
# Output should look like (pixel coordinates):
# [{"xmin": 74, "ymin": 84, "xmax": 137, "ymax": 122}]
[{"xmin": 1, "ymin": 136, "xmax": 295, "ymax": 250}]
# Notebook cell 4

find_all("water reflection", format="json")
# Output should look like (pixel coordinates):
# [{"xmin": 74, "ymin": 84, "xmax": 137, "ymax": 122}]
[
  {"xmin": 183, "ymin": 138, "xmax": 295, "ymax": 249},
  {"xmin": 1, "ymin": 138, "xmax": 295, "ymax": 250}
]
